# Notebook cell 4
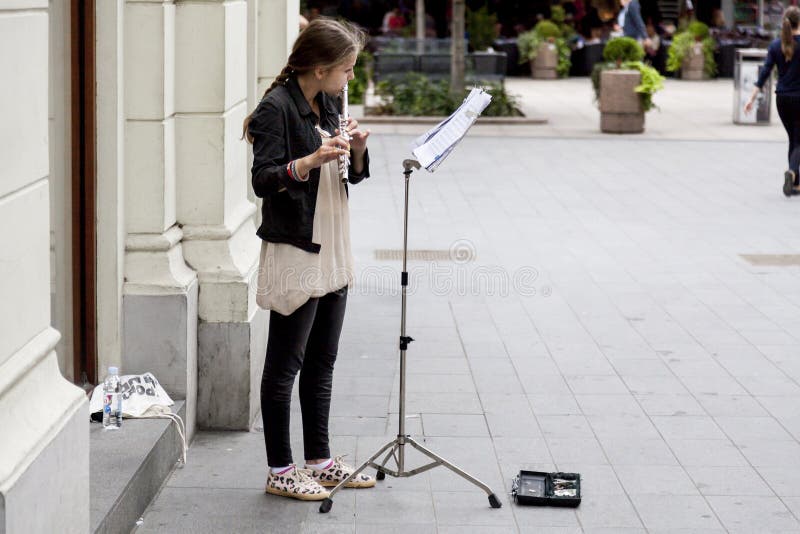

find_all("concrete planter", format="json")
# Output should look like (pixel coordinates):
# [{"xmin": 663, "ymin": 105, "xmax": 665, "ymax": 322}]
[
  {"xmin": 599, "ymin": 69, "xmax": 644, "ymax": 133},
  {"xmin": 681, "ymin": 42, "xmax": 705, "ymax": 80},
  {"xmin": 531, "ymin": 41, "xmax": 558, "ymax": 79}
]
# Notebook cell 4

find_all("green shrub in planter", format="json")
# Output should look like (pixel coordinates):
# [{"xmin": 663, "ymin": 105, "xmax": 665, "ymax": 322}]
[
  {"xmin": 374, "ymin": 72, "xmax": 524, "ymax": 116},
  {"xmin": 534, "ymin": 20, "xmax": 561, "ymax": 39},
  {"xmin": 603, "ymin": 36, "xmax": 645, "ymax": 63},
  {"xmin": 666, "ymin": 22, "xmax": 717, "ymax": 78},
  {"xmin": 687, "ymin": 20, "xmax": 710, "ymax": 40},
  {"xmin": 592, "ymin": 38, "xmax": 664, "ymax": 112},
  {"xmin": 517, "ymin": 20, "xmax": 571, "ymax": 77}
]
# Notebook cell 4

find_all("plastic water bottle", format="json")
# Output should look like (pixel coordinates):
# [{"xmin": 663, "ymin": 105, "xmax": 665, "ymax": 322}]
[{"xmin": 102, "ymin": 366, "xmax": 122, "ymax": 429}]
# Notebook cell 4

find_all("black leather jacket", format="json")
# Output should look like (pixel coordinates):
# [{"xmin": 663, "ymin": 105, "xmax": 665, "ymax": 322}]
[{"xmin": 248, "ymin": 77, "xmax": 370, "ymax": 253}]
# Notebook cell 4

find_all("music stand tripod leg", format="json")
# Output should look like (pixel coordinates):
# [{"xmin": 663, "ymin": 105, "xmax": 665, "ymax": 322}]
[
  {"xmin": 406, "ymin": 437, "xmax": 502, "ymax": 508},
  {"xmin": 319, "ymin": 439, "xmax": 397, "ymax": 513},
  {"xmin": 319, "ymin": 158, "xmax": 502, "ymax": 514}
]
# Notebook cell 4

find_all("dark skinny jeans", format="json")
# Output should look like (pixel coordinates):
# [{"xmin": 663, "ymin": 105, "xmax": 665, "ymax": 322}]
[
  {"xmin": 777, "ymin": 94, "xmax": 800, "ymax": 179},
  {"xmin": 261, "ymin": 287, "xmax": 347, "ymax": 467}
]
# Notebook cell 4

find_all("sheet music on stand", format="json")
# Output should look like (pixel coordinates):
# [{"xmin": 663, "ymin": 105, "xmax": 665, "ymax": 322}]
[{"xmin": 411, "ymin": 87, "xmax": 492, "ymax": 172}]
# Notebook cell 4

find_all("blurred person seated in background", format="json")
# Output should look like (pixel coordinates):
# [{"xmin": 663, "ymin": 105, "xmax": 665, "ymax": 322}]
[
  {"xmin": 645, "ymin": 20, "xmax": 666, "ymax": 72},
  {"xmin": 425, "ymin": 12, "xmax": 437, "ymax": 37},
  {"xmin": 711, "ymin": 7, "xmax": 727, "ymax": 29},
  {"xmin": 382, "ymin": 6, "xmax": 406, "ymax": 35}
]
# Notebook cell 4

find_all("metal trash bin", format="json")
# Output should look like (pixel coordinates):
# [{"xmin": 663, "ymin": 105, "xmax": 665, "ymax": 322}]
[{"xmin": 734, "ymin": 48, "xmax": 772, "ymax": 124}]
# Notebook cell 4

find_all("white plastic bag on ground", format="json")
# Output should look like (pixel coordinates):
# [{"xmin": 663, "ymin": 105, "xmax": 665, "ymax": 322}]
[
  {"xmin": 89, "ymin": 372, "xmax": 174, "ymax": 417},
  {"xmin": 89, "ymin": 372, "xmax": 187, "ymax": 465}
]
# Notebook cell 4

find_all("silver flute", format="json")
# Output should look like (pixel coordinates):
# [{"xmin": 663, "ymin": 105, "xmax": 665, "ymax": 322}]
[{"xmin": 338, "ymin": 84, "xmax": 350, "ymax": 184}]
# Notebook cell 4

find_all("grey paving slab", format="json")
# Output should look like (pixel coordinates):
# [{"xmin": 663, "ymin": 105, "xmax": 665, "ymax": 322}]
[
  {"xmin": 330, "ymin": 395, "xmax": 391, "ymax": 418},
  {"xmin": 714, "ymin": 415, "xmax": 796, "ymax": 443},
  {"xmin": 432, "ymin": 491, "xmax": 516, "ymax": 527},
  {"xmin": 353, "ymin": 489, "xmax": 435, "ymax": 524},
  {"xmin": 783, "ymin": 496, "xmax": 800, "ymax": 519},
  {"xmin": 527, "ymin": 394, "xmax": 583, "ymax": 415},
  {"xmin": 667, "ymin": 439, "xmax": 750, "ymax": 467},
  {"xmin": 546, "ymin": 437, "xmax": 608, "ymax": 466},
  {"xmin": 441, "ymin": 527, "xmax": 524, "ymax": 534},
  {"xmin": 421, "ymin": 413, "xmax": 490, "ymax": 437},
  {"xmin": 486, "ymin": 409, "xmax": 542, "ymax": 438},
  {"xmin": 389, "ymin": 391, "xmax": 483, "ymax": 414},
  {"xmin": 136, "ymin": 486, "xmax": 352, "ymax": 533},
  {"xmin": 736, "ymin": 438, "xmax": 800, "ymax": 467},
  {"xmin": 509, "ymin": 356, "xmax": 562, "ymax": 376},
  {"xmin": 695, "ymin": 393, "xmax": 770, "ymax": 417},
  {"xmin": 573, "ymin": 494, "xmax": 644, "ymax": 529},
  {"xmin": 685, "ymin": 465, "xmax": 776, "ymax": 497},
  {"xmin": 599, "ymin": 438, "xmax": 680, "ymax": 466},
  {"xmin": 623, "ymin": 374, "xmax": 692, "ymax": 395},
  {"xmin": 615, "ymin": 465, "xmax": 699, "ymax": 496},
  {"xmin": 629, "ymin": 494, "xmax": 724, "ymax": 531},
  {"xmin": 393, "ymin": 373, "xmax": 477, "ymax": 394},
  {"xmin": 491, "ymin": 436, "xmax": 552, "ymax": 465},
  {"xmin": 651, "ymin": 415, "xmax": 727, "ymax": 440},
  {"xmin": 565, "ymin": 464, "xmax": 626, "ymax": 496},
  {"xmin": 512, "ymin": 504, "xmax": 581, "ymax": 528},
  {"xmin": 303, "ymin": 524, "xmax": 356, "ymax": 534},
  {"xmin": 707, "ymin": 495, "xmax": 800, "ymax": 533},
  {"xmin": 356, "ymin": 525, "xmax": 435, "ymax": 534},
  {"xmin": 164, "ymin": 431, "xmax": 267, "ymax": 490},
  {"xmin": 587, "ymin": 415, "xmax": 662, "ymax": 441},
  {"xmin": 634, "ymin": 394, "xmax": 707, "ymax": 416},
  {"xmin": 474, "ymin": 371, "xmax": 526, "ymax": 394},
  {"xmin": 575, "ymin": 394, "xmax": 645, "ymax": 417},
  {"xmin": 565, "ymin": 375, "xmax": 630, "ymax": 396},
  {"xmin": 537, "ymin": 415, "xmax": 595, "ymax": 439}
]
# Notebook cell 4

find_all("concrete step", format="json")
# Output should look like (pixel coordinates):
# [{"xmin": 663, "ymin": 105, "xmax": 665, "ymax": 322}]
[{"xmin": 90, "ymin": 401, "xmax": 186, "ymax": 534}]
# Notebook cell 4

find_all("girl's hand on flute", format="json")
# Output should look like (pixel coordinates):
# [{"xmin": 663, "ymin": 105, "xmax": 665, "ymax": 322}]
[
  {"xmin": 296, "ymin": 141, "xmax": 348, "ymax": 176},
  {"xmin": 336, "ymin": 117, "xmax": 370, "ymax": 155}
]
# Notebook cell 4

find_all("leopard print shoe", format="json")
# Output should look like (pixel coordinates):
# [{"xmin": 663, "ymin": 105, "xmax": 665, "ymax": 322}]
[
  {"xmin": 265, "ymin": 465, "xmax": 330, "ymax": 501},
  {"xmin": 307, "ymin": 455, "xmax": 377, "ymax": 489}
]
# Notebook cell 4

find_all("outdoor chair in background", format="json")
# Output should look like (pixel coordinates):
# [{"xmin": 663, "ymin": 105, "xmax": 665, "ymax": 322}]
[
  {"xmin": 373, "ymin": 53, "xmax": 418, "ymax": 83},
  {"xmin": 419, "ymin": 53, "xmax": 452, "ymax": 81},
  {"xmin": 468, "ymin": 51, "xmax": 507, "ymax": 84},
  {"xmin": 373, "ymin": 51, "xmax": 507, "ymax": 86},
  {"xmin": 570, "ymin": 42, "xmax": 605, "ymax": 76},
  {"xmin": 370, "ymin": 37, "xmax": 463, "ymax": 54}
]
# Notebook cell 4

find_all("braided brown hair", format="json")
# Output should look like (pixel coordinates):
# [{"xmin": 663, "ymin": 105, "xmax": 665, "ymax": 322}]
[
  {"xmin": 242, "ymin": 17, "xmax": 366, "ymax": 143},
  {"xmin": 782, "ymin": 7, "xmax": 800, "ymax": 61}
]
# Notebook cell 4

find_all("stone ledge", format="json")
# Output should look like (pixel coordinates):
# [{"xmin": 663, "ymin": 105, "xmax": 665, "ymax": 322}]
[
  {"xmin": 90, "ymin": 401, "xmax": 186, "ymax": 534},
  {"xmin": 361, "ymin": 115, "xmax": 548, "ymax": 125}
]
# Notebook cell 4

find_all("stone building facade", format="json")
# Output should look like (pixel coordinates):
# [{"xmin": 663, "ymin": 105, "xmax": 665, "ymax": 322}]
[{"xmin": 0, "ymin": 0, "xmax": 298, "ymax": 530}]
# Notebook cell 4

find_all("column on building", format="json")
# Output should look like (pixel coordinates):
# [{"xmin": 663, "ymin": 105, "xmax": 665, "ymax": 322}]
[
  {"xmin": 175, "ymin": 0, "xmax": 266, "ymax": 430},
  {"xmin": 248, "ymin": 0, "xmax": 300, "ymax": 228},
  {"xmin": 0, "ymin": 2, "xmax": 89, "ymax": 531},
  {"xmin": 257, "ymin": 0, "xmax": 299, "ymax": 96},
  {"xmin": 123, "ymin": 0, "xmax": 199, "ymax": 438}
]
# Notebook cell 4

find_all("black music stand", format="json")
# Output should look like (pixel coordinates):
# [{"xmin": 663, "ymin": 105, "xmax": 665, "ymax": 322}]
[{"xmin": 319, "ymin": 158, "xmax": 502, "ymax": 513}]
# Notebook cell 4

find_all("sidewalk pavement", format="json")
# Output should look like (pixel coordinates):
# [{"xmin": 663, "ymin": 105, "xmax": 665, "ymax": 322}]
[{"xmin": 137, "ymin": 79, "xmax": 800, "ymax": 533}]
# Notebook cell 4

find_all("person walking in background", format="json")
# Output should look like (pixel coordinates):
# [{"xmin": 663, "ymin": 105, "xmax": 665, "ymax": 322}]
[
  {"xmin": 616, "ymin": 0, "xmax": 652, "ymax": 49},
  {"xmin": 242, "ymin": 18, "xmax": 376, "ymax": 501},
  {"xmin": 746, "ymin": 6, "xmax": 800, "ymax": 197}
]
